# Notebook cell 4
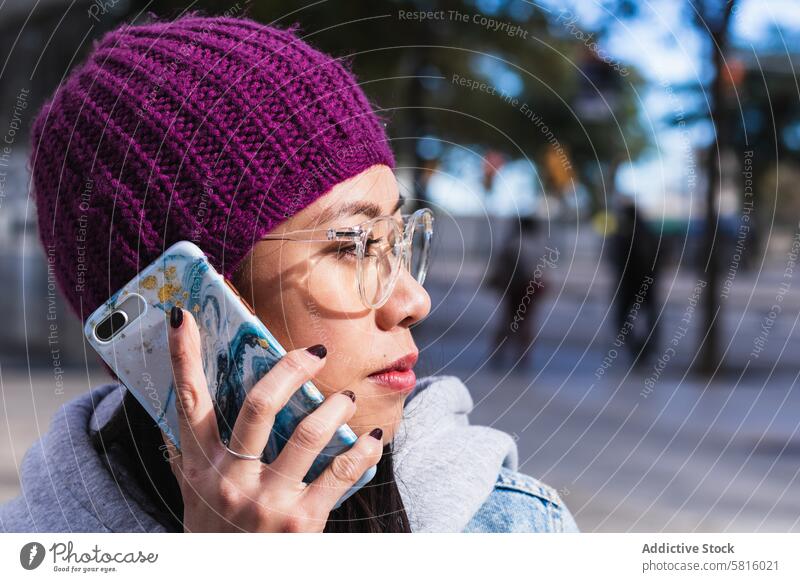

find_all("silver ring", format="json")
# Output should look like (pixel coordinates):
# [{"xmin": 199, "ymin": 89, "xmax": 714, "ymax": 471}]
[{"xmin": 221, "ymin": 437, "xmax": 262, "ymax": 461}]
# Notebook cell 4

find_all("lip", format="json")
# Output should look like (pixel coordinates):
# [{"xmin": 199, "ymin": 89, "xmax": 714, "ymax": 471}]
[{"xmin": 367, "ymin": 351, "xmax": 419, "ymax": 392}]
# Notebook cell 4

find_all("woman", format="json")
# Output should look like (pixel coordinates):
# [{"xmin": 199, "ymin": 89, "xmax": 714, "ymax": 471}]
[{"xmin": 0, "ymin": 14, "xmax": 578, "ymax": 533}]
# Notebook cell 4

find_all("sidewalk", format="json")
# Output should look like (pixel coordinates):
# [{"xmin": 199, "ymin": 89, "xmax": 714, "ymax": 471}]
[
  {"xmin": 453, "ymin": 365, "xmax": 800, "ymax": 532},
  {"xmin": 411, "ymin": 265, "xmax": 800, "ymax": 532}
]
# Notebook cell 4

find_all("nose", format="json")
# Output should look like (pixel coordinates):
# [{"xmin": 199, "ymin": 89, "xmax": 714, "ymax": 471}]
[{"xmin": 374, "ymin": 267, "xmax": 431, "ymax": 330}]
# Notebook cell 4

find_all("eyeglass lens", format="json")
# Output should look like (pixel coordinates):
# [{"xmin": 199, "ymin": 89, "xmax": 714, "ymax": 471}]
[
  {"xmin": 359, "ymin": 217, "xmax": 403, "ymax": 307},
  {"xmin": 359, "ymin": 212, "xmax": 431, "ymax": 307},
  {"xmin": 408, "ymin": 211, "xmax": 432, "ymax": 285}
]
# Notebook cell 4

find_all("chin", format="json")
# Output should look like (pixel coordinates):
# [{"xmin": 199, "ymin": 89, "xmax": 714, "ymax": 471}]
[{"xmin": 347, "ymin": 380, "xmax": 408, "ymax": 437}]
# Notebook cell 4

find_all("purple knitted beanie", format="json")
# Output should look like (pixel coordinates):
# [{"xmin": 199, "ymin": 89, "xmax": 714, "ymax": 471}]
[{"xmin": 31, "ymin": 14, "xmax": 395, "ymax": 320}]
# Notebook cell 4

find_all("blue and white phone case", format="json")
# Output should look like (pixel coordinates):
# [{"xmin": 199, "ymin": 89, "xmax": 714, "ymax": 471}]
[{"xmin": 84, "ymin": 240, "xmax": 376, "ymax": 508}]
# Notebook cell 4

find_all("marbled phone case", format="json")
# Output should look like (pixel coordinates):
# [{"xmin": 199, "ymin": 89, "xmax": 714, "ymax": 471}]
[{"xmin": 84, "ymin": 240, "xmax": 376, "ymax": 509}]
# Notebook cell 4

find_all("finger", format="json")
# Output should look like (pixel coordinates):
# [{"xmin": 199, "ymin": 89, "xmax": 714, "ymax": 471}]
[
  {"xmin": 303, "ymin": 428, "xmax": 384, "ymax": 511},
  {"xmin": 267, "ymin": 390, "xmax": 356, "ymax": 484},
  {"xmin": 167, "ymin": 306, "xmax": 221, "ymax": 471},
  {"xmin": 225, "ymin": 345, "xmax": 328, "ymax": 465}
]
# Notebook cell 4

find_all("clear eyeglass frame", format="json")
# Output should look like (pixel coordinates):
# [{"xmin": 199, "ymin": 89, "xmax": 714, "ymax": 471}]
[{"xmin": 259, "ymin": 207, "xmax": 434, "ymax": 309}]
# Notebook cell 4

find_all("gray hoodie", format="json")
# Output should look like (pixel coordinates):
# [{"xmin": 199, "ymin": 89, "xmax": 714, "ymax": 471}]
[{"xmin": 0, "ymin": 375, "xmax": 519, "ymax": 533}]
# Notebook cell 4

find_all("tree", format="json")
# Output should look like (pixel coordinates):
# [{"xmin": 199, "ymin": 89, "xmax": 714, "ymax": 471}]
[
  {"xmin": 123, "ymin": 0, "xmax": 647, "ymax": 211},
  {"xmin": 603, "ymin": 0, "xmax": 742, "ymax": 375}
]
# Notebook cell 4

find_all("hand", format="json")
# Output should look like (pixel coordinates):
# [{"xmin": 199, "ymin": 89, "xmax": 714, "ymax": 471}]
[{"xmin": 160, "ymin": 307, "xmax": 383, "ymax": 532}]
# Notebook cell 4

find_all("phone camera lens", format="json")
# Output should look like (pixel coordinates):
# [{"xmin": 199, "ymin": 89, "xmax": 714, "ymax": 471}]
[{"xmin": 95, "ymin": 310, "xmax": 128, "ymax": 342}]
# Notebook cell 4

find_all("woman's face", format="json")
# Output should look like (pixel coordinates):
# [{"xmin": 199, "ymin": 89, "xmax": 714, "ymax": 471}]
[{"xmin": 232, "ymin": 164, "xmax": 431, "ymax": 441}]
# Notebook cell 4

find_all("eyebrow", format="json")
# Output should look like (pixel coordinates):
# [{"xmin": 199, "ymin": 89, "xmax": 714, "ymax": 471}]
[{"xmin": 314, "ymin": 196, "xmax": 406, "ymax": 227}]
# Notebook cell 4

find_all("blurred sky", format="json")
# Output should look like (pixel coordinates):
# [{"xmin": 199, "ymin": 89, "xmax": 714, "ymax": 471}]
[{"xmin": 427, "ymin": 0, "xmax": 800, "ymax": 220}]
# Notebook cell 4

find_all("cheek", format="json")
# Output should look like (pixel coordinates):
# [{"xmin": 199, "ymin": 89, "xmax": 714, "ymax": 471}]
[
  {"xmin": 246, "ymin": 266, "xmax": 405, "ymax": 436},
  {"xmin": 303, "ymin": 319, "xmax": 373, "ymax": 391},
  {"xmin": 251, "ymin": 278, "xmax": 374, "ymax": 389},
  {"xmin": 305, "ymin": 257, "xmax": 363, "ymax": 313},
  {"xmin": 248, "ymin": 255, "xmax": 385, "ymax": 394}
]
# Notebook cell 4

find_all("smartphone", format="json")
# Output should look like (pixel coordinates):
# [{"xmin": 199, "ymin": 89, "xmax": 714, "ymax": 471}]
[{"xmin": 84, "ymin": 240, "xmax": 376, "ymax": 509}]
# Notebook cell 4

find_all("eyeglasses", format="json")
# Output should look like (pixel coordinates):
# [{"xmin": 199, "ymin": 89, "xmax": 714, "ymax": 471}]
[{"xmin": 259, "ymin": 207, "xmax": 434, "ymax": 309}]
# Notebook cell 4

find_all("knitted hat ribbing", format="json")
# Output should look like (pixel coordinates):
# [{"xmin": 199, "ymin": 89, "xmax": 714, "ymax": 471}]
[{"xmin": 31, "ymin": 14, "xmax": 395, "ymax": 320}]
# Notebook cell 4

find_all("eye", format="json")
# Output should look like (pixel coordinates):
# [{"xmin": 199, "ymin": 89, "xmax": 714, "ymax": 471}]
[
  {"xmin": 333, "ymin": 243, "xmax": 356, "ymax": 259},
  {"xmin": 331, "ymin": 238, "xmax": 382, "ymax": 260},
  {"xmin": 364, "ymin": 237, "xmax": 381, "ymax": 257}
]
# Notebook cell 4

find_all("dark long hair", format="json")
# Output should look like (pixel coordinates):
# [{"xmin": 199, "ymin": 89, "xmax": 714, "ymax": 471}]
[{"xmin": 89, "ymin": 388, "xmax": 411, "ymax": 532}]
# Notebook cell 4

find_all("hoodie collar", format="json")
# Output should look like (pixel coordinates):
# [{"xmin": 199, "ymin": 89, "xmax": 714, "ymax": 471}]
[
  {"xmin": 14, "ymin": 375, "xmax": 516, "ymax": 533},
  {"xmin": 12, "ymin": 382, "xmax": 167, "ymax": 532},
  {"xmin": 393, "ymin": 375, "xmax": 519, "ymax": 532}
]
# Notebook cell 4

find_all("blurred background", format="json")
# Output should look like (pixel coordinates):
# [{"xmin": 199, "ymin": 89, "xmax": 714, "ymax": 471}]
[{"xmin": 1, "ymin": 0, "xmax": 799, "ymax": 531}]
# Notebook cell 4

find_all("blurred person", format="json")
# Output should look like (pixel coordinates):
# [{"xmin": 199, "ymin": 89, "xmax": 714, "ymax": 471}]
[
  {"xmin": 487, "ymin": 216, "xmax": 552, "ymax": 370},
  {"xmin": 610, "ymin": 199, "xmax": 662, "ymax": 364},
  {"xmin": 0, "ymin": 15, "xmax": 577, "ymax": 533}
]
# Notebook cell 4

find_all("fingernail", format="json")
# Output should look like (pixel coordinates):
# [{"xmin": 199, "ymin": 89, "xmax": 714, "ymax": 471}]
[
  {"xmin": 170, "ymin": 306, "xmax": 183, "ymax": 329},
  {"xmin": 341, "ymin": 389, "xmax": 356, "ymax": 402},
  {"xmin": 305, "ymin": 344, "xmax": 327, "ymax": 359},
  {"xmin": 369, "ymin": 427, "xmax": 383, "ymax": 440}
]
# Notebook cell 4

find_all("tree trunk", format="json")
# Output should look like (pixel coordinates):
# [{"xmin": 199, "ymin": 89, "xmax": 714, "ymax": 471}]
[{"xmin": 698, "ymin": 3, "xmax": 735, "ymax": 376}]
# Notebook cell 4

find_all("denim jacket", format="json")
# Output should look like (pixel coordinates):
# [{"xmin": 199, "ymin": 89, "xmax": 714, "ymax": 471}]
[{"xmin": 463, "ymin": 467, "xmax": 580, "ymax": 532}]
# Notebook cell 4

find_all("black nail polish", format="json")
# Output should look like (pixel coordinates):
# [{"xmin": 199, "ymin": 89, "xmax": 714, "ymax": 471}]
[
  {"xmin": 170, "ymin": 306, "xmax": 183, "ymax": 329},
  {"xmin": 305, "ymin": 344, "xmax": 327, "ymax": 359},
  {"xmin": 341, "ymin": 390, "xmax": 356, "ymax": 402},
  {"xmin": 369, "ymin": 427, "xmax": 383, "ymax": 440}
]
